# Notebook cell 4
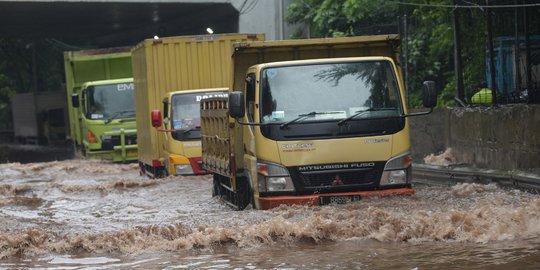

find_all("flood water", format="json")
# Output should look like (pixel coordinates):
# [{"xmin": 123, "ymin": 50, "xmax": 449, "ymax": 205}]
[{"xmin": 0, "ymin": 160, "xmax": 539, "ymax": 269}]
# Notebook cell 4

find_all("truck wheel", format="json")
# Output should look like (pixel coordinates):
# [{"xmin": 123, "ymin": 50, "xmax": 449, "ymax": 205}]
[
  {"xmin": 212, "ymin": 174, "xmax": 221, "ymax": 197},
  {"xmin": 139, "ymin": 162, "xmax": 145, "ymax": 176},
  {"xmin": 74, "ymin": 144, "xmax": 87, "ymax": 159},
  {"xmin": 154, "ymin": 167, "xmax": 167, "ymax": 178}
]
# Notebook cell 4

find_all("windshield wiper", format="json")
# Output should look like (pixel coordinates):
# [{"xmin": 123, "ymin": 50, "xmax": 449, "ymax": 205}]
[
  {"xmin": 337, "ymin": 108, "xmax": 397, "ymax": 126},
  {"xmin": 280, "ymin": 111, "xmax": 343, "ymax": 129},
  {"xmin": 104, "ymin": 110, "xmax": 135, "ymax": 124},
  {"xmin": 182, "ymin": 126, "xmax": 200, "ymax": 134}
]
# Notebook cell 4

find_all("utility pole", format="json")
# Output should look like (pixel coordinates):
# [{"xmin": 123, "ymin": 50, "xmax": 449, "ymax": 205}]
[
  {"xmin": 452, "ymin": 0, "xmax": 465, "ymax": 102},
  {"xmin": 404, "ymin": 15, "xmax": 409, "ymax": 108},
  {"xmin": 523, "ymin": 1, "xmax": 532, "ymax": 102},
  {"xmin": 486, "ymin": 0, "xmax": 498, "ymax": 105},
  {"xmin": 31, "ymin": 41, "xmax": 38, "ymax": 93},
  {"xmin": 514, "ymin": 0, "xmax": 521, "ymax": 99}
]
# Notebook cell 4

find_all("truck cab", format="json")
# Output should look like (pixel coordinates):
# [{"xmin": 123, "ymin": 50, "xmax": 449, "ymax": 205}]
[
  {"xmin": 236, "ymin": 57, "xmax": 416, "ymax": 209},
  {"xmin": 151, "ymin": 88, "xmax": 228, "ymax": 176},
  {"xmin": 72, "ymin": 78, "xmax": 137, "ymax": 162}
]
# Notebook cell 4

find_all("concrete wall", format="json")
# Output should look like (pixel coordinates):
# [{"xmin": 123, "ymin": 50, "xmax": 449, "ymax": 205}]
[
  {"xmin": 408, "ymin": 108, "xmax": 447, "ymax": 162},
  {"xmin": 182, "ymin": 0, "xmax": 301, "ymax": 41},
  {"xmin": 233, "ymin": 0, "xmax": 300, "ymax": 40},
  {"xmin": 409, "ymin": 105, "xmax": 540, "ymax": 171}
]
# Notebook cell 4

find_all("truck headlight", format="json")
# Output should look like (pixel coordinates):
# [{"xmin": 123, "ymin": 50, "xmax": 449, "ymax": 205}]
[
  {"xmin": 380, "ymin": 152, "xmax": 412, "ymax": 185},
  {"xmin": 174, "ymin": 164, "xmax": 194, "ymax": 175},
  {"xmin": 257, "ymin": 161, "xmax": 295, "ymax": 192}
]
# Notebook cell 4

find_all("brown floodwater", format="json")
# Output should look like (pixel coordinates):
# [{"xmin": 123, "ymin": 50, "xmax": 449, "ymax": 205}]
[{"xmin": 0, "ymin": 160, "xmax": 539, "ymax": 269}]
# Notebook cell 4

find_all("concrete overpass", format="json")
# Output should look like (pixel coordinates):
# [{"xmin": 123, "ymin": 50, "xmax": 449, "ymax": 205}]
[{"xmin": 0, "ymin": 0, "xmax": 297, "ymax": 47}]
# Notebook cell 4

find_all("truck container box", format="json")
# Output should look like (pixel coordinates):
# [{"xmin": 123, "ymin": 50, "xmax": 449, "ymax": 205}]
[
  {"xmin": 11, "ymin": 91, "xmax": 68, "ymax": 144},
  {"xmin": 131, "ymin": 33, "xmax": 264, "ymax": 176}
]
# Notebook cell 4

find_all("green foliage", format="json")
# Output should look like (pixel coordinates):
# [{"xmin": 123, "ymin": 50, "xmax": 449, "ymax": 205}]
[
  {"xmin": 287, "ymin": 0, "xmax": 488, "ymax": 108},
  {"xmin": 287, "ymin": 0, "xmax": 397, "ymax": 37},
  {"xmin": 439, "ymin": 80, "xmax": 457, "ymax": 107},
  {"xmin": 406, "ymin": 1, "xmax": 455, "ymax": 107},
  {"xmin": 0, "ymin": 74, "xmax": 15, "ymax": 129},
  {"xmin": 459, "ymin": 9, "xmax": 487, "ymax": 101},
  {"xmin": 0, "ymin": 74, "xmax": 15, "ymax": 111},
  {"xmin": 0, "ymin": 38, "xmax": 64, "ymax": 95},
  {"xmin": 0, "ymin": 38, "xmax": 64, "ymax": 128}
]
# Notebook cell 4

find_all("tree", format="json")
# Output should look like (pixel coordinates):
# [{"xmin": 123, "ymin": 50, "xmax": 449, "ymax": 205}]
[
  {"xmin": 0, "ymin": 38, "xmax": 65, "ymax": 128},
  {"xmin": 287, "ymin": 0, "xmax": 488, "ymax": 107},
  {"xmin": 287, "ymin": 0, "xmax": 398, "ymax": 37}
]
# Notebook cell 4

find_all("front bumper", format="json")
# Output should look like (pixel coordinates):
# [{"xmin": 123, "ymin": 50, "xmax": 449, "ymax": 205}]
[
  {"xmin": 86, "ymin": 146, "xmax": 138, "ymax": 162},
  {"xmin": 169, "ymin": 155, "xmax": 207, "ymax": 175},
  {"xmin": 257, "ymin": 187, "xmax": 414, "ymax": 210}
]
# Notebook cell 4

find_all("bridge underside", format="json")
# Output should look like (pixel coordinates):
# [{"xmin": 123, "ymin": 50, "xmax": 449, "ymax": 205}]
[{"xmin": 0, "ymin": 1, "xmax": 239, "ymax": 47}]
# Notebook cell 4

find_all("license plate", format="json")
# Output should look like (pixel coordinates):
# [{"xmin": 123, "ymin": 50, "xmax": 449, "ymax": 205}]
[
  {"xmin": 319, "ymin": 195, "xmax": 361, "ymax": 205},
  {"xmin": 127, "ymin": 150, "xmax": 138, "ymax": 157}
]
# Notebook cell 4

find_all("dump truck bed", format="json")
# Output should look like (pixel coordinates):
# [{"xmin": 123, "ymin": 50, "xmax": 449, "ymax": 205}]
[
  {"xmin": 202, "ymin": 35, "xmax": 403, "ymax": 173},
  {"xmin": 64, "ymin": 47, "xmax": 132, "ymax": 146}
]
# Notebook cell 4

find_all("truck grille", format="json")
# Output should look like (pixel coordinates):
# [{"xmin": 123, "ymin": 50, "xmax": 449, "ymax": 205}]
[
  {"xmin": 102, "ymin": 134, "xmax": 137, "ymax": 150},
  {"xmin": 289, "ymin": 162, "xmax": 385, "ymax": 189}
]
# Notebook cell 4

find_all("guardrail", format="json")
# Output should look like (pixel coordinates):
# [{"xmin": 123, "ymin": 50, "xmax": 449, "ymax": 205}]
[{"xmin": 413, "ymin": 164, "xmax": 540, "ymax": 192}]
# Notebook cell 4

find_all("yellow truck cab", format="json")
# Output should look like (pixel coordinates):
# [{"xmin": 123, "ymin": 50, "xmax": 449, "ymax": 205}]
[
  {"xmin": 151, "ymin": 88, "xmax": 228, "ymax": 175},
  {"xmin": 201, "ymin": 35, "xmax": 437, "ymax": 210}
]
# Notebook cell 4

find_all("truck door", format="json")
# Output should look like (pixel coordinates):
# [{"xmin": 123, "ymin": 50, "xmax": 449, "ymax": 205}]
[
  {"xmin": 80, "ymin": 89, "xmax": 88, "ymax": 144},
  {"xmin": 243, "ymin": 72, "xmax": 258, "ymax": 190}
]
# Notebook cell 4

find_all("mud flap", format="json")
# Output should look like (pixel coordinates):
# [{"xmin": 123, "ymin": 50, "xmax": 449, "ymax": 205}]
[
  {"xmin": 213, "ymin": 174, "xmax": 252, "ymax": 210},
  {"xmin": 235, "ymin": 177, "xmax": 252, "ymax": 210}
]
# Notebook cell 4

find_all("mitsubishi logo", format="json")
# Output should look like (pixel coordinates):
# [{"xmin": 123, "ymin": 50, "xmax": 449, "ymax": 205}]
[{"xmin": 331, "ymin": 175, "xmax": 343, "ymax": 186}]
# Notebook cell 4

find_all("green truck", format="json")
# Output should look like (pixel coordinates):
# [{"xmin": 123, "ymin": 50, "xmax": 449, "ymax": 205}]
[{"xmin": 64, "ymin": 47, "xmax": 137, "ymax": 162}]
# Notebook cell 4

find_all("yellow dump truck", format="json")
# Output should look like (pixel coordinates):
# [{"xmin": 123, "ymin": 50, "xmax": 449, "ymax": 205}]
[
  {"xmin": 132, "ymin": 33, "xmax": 264, "ymax": 178},
  {"xmin": 201, "ymin": 35, "xmax": 437, "ymax": 210}
]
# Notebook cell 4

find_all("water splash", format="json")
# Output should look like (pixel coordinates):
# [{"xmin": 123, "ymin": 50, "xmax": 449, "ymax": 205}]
[
  {"xmin": 0, "ymin": 160, "xmax": 539, "ymax": 261},
  {"xmin": 1, "ymin": 195, "xmax": 539, "ymax": 259},
  {"xmin": 423, "ymin": 148, "xmax": 457, "ymax": 166}
]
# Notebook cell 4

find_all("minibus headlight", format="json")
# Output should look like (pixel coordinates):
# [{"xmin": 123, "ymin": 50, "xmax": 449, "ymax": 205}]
[
  {"xmin": 266, "ymin": 177, "xmax": 288, "ymax": 191},
  {"xmin": 380, "ymin": 152, "xmax": 412, "ymax": 185},
  {"xmin": 257, "ymin": 161, "xmax": 294, "ymax": 192},
  {"xmin": 174, "ymin": 164, "xmax": 194, "ymax": 175}
]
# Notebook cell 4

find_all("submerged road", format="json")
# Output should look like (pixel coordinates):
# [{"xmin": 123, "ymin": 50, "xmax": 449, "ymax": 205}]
[{"xmin": 0, "ymin": 159, "xmax": 539, "ymax": 269}]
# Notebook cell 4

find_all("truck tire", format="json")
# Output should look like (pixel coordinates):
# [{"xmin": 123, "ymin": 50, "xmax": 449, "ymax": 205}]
[
  {"xmin": 212, "ymin": 174, "xmax": 220, "ymax": 197},
  {"xmin": 74, "ymin": 144, "xmax": 86, "ymax": 159},
  {"xmin": 139, "ymin": 162, "xmax": 146, "ymax": 176}
]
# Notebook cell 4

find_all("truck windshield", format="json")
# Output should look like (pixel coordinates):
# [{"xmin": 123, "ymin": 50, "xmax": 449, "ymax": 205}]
[
  {"xmin": 85, "ymin": 82, "xmax": 135, "ymax": 120},
  {"xmin": 260, "ymin": 60, "xmax": 402, "ymax": 124},
  {"xmin": 171, "ymin": 91, "xmax": 227, "ymax": 141}
]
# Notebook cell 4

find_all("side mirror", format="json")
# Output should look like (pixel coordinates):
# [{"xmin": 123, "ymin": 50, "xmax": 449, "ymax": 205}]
[
  {"xmin": 422, "ymin": 81, "xmax": 437, "ymax": 108},
  {"xmin": 71, "ymin": 93, "xmax": 79, "ymax": 108},
  {"xmin": 151, "ymin": 109, "xmax": 162, "ymax": 128},
  {"xmin": 229, "ymin": 91, "xmax": 245, "ymax": 118}
]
